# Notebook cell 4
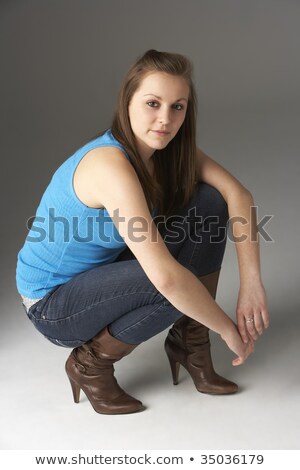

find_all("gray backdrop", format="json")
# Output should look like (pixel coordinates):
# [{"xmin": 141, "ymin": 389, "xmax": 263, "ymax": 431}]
[{"xmin": 1, "ymin": 0, "xmax": 299, "ymax": 451}]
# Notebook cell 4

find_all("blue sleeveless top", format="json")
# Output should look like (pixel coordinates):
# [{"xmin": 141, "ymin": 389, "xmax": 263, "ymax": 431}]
[{"xmin": 16, "ymin": 129, "xmax": 131, "ymax": 298}]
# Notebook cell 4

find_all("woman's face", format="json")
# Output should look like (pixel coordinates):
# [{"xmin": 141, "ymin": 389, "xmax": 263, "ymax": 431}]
[{"xmin": 128, "ymin": 72, "xmax": 189, "ymax": 160}]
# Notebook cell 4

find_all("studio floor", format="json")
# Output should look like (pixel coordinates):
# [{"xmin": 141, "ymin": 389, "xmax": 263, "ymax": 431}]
[{"xmin": 1, "ymin": 272, "xmax": 299, "ymax": 450}]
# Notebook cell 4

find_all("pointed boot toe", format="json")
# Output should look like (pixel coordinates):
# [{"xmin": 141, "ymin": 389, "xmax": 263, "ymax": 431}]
[
  {"xmin": 65, "ymin": 327, "xmax": 144, "ymax": 415},
  {"xmin": 165, "ymin": 318, "xmax": 239, "ymax": 395}
]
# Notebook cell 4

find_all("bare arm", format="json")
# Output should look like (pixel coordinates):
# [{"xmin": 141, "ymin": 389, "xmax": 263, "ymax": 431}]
[
  {"xmin": 196, "ymin": 147, "xmax": 269, "ymax": 342},
  {"xmin": 85, "ymin": 147, "xmax": 253, "ymax": 365}
]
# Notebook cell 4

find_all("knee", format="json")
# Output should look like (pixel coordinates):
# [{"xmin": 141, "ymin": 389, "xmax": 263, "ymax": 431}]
[
  {"xmin": 195, "ymin": 183, "xmax": 228, "ymax": 221},
  {"xmin": 208, "ymin": 185, "xmax": 228, "ymax": 220}
]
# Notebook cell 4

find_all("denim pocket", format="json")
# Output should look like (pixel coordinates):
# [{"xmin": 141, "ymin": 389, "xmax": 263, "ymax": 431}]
[
  {"xmin": 28, "ymin": 298, "xmax": 48, "ymax": 320},
  {"xmin": 29, "ymin": 287, "xmax": 60, "ymax": 320}
]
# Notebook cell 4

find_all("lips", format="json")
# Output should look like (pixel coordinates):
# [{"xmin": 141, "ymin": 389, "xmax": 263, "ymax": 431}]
[{"xmin": 151, "ymin": 130, "xmax": 170, "ymax": 136}]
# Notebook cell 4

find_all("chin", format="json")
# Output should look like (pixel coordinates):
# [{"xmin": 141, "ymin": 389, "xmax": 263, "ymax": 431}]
[
  {"xmin": 151, "ymin": 144, "xmax": 168, "ymax": 152},
  {"xmin": 150, "ymin": 138, "xmax": 171, "ymax": 149}
]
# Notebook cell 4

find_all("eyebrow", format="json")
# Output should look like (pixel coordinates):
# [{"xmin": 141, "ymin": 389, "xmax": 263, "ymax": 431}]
[{"xmin": 143, "ymin": 94, "xmax": 187, "ymax": 102}]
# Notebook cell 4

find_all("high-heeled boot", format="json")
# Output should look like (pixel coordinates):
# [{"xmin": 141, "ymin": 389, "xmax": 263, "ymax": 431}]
[
  {"xmin": 164, "ymin": 271, "xmax": 238, "ymax": 394},
  {"xmin": 65, "ymin": 327, "xmax": 144, "ymax": 414}
]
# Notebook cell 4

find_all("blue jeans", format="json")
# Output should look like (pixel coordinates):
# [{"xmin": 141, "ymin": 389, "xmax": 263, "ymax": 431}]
[{"xmin": 25, "ymin": 183, "xmax": 228, "ymax": 347}]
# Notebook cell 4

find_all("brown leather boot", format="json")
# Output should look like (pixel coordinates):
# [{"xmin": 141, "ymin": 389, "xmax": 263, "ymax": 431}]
[
  {"xmin": 65, "ymin": 327, "xmax": 144, "ymax": 414},
  {"xmin": 164, "ymin": 271, "xmax": 238, "ymax": 394}
]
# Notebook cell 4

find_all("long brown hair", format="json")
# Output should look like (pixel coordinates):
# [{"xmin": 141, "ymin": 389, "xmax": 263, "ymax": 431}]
[{"xmin": 112, "ymin": 49, "xmax": 198, "ymax": 217}]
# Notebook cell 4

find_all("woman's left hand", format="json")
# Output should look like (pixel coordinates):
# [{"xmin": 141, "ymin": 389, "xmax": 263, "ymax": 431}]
[{"xmin": 236, "ymin": 279, "xmax": 269, "ymax": 343}]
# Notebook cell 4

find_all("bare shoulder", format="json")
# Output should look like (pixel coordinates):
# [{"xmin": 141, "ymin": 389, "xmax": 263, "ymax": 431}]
[
  {"xmin": 74, "ymin": 145, "xmax": 179, "ymax": 290},
  {"xmin": 73, "ymin": 146, "xmax": 133, "ymax": 209}
]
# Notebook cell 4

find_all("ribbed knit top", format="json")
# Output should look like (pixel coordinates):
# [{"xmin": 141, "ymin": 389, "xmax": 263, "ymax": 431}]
[{"xmin": 16, "ymin": 129, "xmax": 131, "ymax": 299}]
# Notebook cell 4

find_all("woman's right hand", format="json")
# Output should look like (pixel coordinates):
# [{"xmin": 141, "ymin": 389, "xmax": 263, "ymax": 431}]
[{"xmin": 221, "ymin": 322, "xmax": 254, "ymax": 366}]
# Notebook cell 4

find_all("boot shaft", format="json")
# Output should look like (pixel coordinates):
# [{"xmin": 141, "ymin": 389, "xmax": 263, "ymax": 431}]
[
  {"xmin": 168, "ymin": 316, "xmax": 210, "ymax": 352},
  {"xmin": 65, "ymin": 327, "xmax": 143, "ymax": 414}
]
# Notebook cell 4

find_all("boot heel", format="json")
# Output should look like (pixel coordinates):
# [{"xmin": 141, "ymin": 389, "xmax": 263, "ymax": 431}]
[
  {"xmin": 68, "ymin": 377, "xmax": 81, "ymax": 403},
  {"xmin": 65, "ymin": 331, "xmax": 144, "ymax": 414},
  {"xmin": 165, "ymin": 315, "xmax": 239, "ymax": 395},
  {"xmin": 168, "ymin": 355, "xmax": 180, "ymax": 385},
  {"xmin": 165, "ymin": 341, "xmax": 180, "ymax": 385}
]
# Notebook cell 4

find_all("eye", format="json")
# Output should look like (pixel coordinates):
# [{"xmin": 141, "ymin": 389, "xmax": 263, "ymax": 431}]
[
  {"xmin": 173, "ymin": 103, "xmax": 185, "ymax": 111},
  {"xmin": 147, "ymin": 101, "xmax": 159, "ymax": 108}
]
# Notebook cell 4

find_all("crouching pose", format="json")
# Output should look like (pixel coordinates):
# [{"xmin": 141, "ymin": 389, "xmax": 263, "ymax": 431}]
[{"xmin": 16, "ymin": 49, "xmax": 269, "ymax": 414}]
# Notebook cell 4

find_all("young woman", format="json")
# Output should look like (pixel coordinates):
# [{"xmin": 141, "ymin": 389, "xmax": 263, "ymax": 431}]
[{"xmin": 16, "ymin": 49, "xmax": 269, "ymax": 415}]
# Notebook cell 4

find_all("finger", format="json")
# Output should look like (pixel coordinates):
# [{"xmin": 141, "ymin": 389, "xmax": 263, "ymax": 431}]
[
  {"xmin": 248, "ymin": 337, "xmax": 255, "ymax": 354},
  {"xmin": 234, "ymin": 338, "xmax": 254, "ymax": 365},
  {"xmin": 232, "ymin": 356, "xmax": 243, "ymax": 366},
  {"xmin": 261, "ymin": 309, "xmax": 270, "ymax": 329},
  {"xmin": 245, "ymin": 319, "xmax": 258, "ymax": 341},
  {"xmin": 254, "ymin": 314, "xmax": 263, "ymax": 336},
  {"xmin": 237, "ymin": 318, "xmax": 249, "ymax": 343}
]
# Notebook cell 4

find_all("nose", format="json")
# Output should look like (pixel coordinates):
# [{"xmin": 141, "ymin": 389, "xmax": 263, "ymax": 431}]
[{"xmin": 158, "ymin": 106, "xmax": 171, "ymax": 125}]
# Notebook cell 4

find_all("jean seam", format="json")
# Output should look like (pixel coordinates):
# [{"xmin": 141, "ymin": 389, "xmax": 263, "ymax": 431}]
[
  {"xmin": 37, "ymin": 289, "xmax": 164, "ymax": 323},
  {"xmin": 112, "ymin": 301, "xmax": 166, "ymax": 337}
]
